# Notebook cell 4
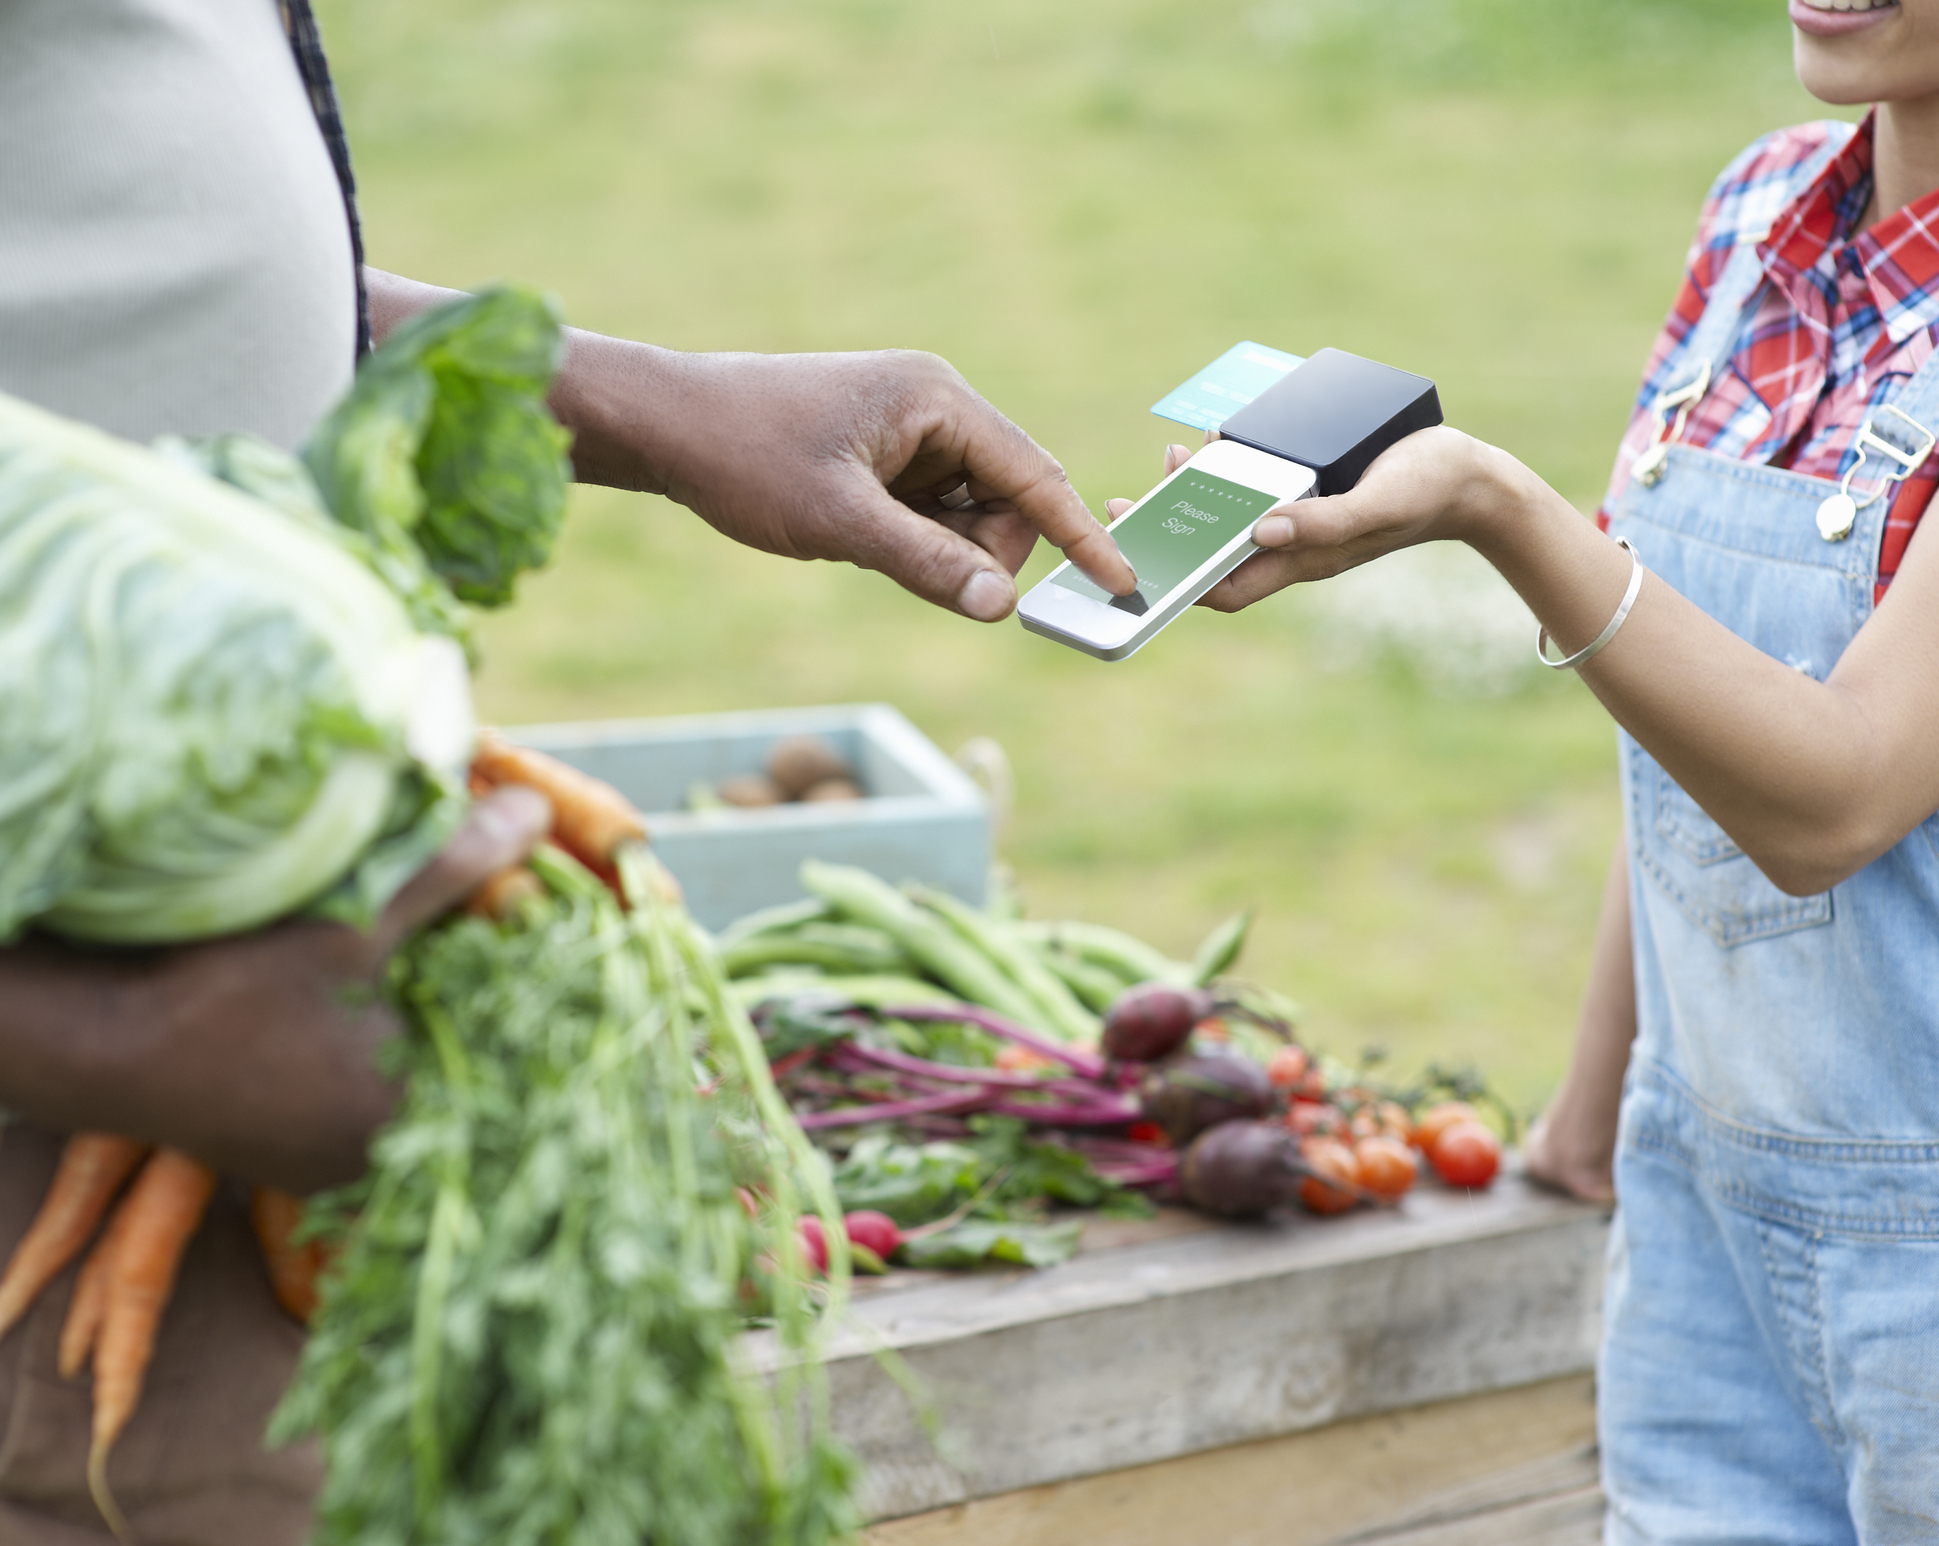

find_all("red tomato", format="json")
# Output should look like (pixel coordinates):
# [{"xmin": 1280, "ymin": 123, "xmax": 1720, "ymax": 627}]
[
  {"xmin": 1297, "ymin": 1137, "xmax": 1360, "ymax": 1215},
  {"xmin": 796, "ymin": 1216, "xmax": 829, "ymax": 1274},
  {"xmin": 995, "ymin": 1044, "xmax": 1055, "ymax": 1073},
  {"xmin": 1350, "ymin": 1100, "xmax": 1412, "ymax": 1143},
  {"xmin": 1428, "ymin": 1120, "xmax": 1502, "ymax": 1188},
  {"xmin": 1193, "ymin": 1016, "xmax": 1231, "ymax": 1043},
  {"xmin": 1291, "ymin": 1066, "xmax": 1329, "ymax": 1102},
  {"xmin": 842, "ymin": 1211, "xmax": 902, "ymax": 1261},
  {"xmin": 1411, "ymin": 1100, "xmax": 1479, "ymax": 1152},
  {"xmin": 1265, "ymin": 1045, "xmax": 1311, "ymax": 1089},
  {"xmin": 1286, "ymin": 1100, "xmax": 1346, "ymax": 1139},
  {"xmin": 1353, "ymin": 1135, "xmax": 1419, "ymax": 1201},
  {"xmin": 1125, "ymin": 1120, "xmax": 1171, "ymax": 1147}
]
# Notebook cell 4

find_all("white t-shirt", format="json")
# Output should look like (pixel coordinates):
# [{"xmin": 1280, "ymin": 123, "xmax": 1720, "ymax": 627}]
[{"xmin": 0, "ymin": 0, "xmax": 357, "ymax": 450}]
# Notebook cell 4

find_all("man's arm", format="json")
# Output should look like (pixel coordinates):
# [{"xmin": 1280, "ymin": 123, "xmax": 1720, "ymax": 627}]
[
  {"xmin": 366, "ymin": 269, "xmax": 1137, "ymax": 620},
  {"xmin": 0, "ymin": 788, "xmax": 549, "ymax": 1194}
]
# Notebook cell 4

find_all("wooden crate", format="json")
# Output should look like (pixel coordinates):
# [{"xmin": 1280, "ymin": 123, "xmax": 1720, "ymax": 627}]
[
  {"xmin": 505, "ymin": 703, "xmax": 989, "ymax": 930},
  {"xmin": 750, "ymin": 1166, "xmax": 1610, "ymax": 1545}
]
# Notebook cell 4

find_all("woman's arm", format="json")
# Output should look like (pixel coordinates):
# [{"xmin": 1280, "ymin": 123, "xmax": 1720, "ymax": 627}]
[
  {"xmin": 1205, "ymin": 427, "xmax": 1939, "ymax": 895},
  {"xmin": 1523, "ymin": 838, "xmax": 1635, "ymax": 1204}
]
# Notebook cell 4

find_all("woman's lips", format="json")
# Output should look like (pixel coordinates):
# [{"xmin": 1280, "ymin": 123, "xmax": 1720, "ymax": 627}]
[{"xmin": 1789, "ymin": 0, "xmax": 1901, "ymax": 37}]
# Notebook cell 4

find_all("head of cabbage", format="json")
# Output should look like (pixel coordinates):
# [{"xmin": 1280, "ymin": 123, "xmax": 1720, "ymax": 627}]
[{"xmin": 0, "ymin": 287, "xmax": 571, "ymax": 945}]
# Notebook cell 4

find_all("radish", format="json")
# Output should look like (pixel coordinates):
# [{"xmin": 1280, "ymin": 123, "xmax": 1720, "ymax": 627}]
[
  {"xmin": 796, "ymin": 1216, "xmax": 830, "ymax": 1274},
  {"xmin": 842, "ymin": 1211, "xmax": 901, "ymax": 1261},
  {"xmin": 1138, "ymin": 1052, "xmax": 1273, "ymax": 1146},
  {"xmin": 1102, "ymin": 983, "xmax": 1215, "ymax": 1062}
]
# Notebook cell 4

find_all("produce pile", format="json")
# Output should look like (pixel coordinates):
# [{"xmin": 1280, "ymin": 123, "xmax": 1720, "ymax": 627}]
[
  {"xmin": 0, "ymin": 293, "xmax": 857, "ymax": 1544},
  {"xmin": 690, "ymin": 733, "xmax": 866, "ymax": 810},
  {"xmin": 716, "ymin": 865, "xmax": 1507, "ymax": 1273}
]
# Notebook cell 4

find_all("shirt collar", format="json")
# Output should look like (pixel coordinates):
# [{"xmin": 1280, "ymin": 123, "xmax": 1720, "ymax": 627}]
[{"xmin": 1760, "ymin": 112, "xmax": 1939, "ymax": 353}]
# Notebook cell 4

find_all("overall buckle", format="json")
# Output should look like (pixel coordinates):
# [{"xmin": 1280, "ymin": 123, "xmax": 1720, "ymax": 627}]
[
  {"xmin": 1630, "ymin": 362, "xmax": 1712, "ymax": 488},
  {"xmin": 1814, "ymin": 404, "xmax": 1938, "ymax": 542}
]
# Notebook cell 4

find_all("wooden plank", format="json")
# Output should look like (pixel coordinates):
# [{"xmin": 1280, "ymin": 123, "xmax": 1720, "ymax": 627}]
[
  {"xmin": 784, "ymin": 1173, "xmax": 1609, "ymax": 1519},
  {"xmin": 863, "ymin": 1373, "xmax": 1600, "ymax": 1546}
]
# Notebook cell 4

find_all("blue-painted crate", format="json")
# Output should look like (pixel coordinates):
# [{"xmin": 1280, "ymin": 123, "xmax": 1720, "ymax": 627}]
[{"xmin": 506, "ymin": 703, "xmax": 990, "ymax": 931}]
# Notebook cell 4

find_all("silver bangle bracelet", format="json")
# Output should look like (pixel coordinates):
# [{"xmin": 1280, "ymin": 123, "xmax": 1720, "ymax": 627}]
[{"xmin": 1535, "ymin": 537, "xmax": 1644, "ymax": 671}]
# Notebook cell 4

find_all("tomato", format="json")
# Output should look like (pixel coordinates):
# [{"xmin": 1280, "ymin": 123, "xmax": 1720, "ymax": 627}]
[
  {"xmin": 1353, "ymin": 1134, "xmax": 1419, "ymax": 1201},
  {"xmin": 1350, "ymin": 1100, "xmax": 1412, "ymax": 1143},
  {"xmin": 1286, "ymin": 1099, "xmax": 1345, "ymax": 1139},
  {"xmin": 995, "ymin": 1044, "xmax": 1056, "ymax": 1073},
  {"xmin": 1291, "ymin": 1066, "xmax": 1329, "ymax": 1102},
  {"xmin": 1265, "ymin": 1045, "xmax": 1311, "ymax": 1089},
  {"xmin": 1297, "ymin": 1136, "xmax": 1360, "ymax": 1215},
  {"xmin": 1411, "ymin": 1099, "xmax": 1480, "ymax": 1152},
  {"xmin": 843, "ymin": 1210, "xmax": 902, "ymax": 1261},
  {"xmin": 1428, "ymin": 1120, "xmax": 1502, "ymax": 1189},
  {"xmin": 1125, "ymin": 1120, "xmax": 1171, "ymax": 1147},
  {"xmin": 1193, "ymin": 1016, "xmax": 1231, "ymax": 1043}
]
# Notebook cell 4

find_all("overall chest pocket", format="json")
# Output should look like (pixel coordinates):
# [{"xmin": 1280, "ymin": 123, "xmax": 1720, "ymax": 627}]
[{"xmin": 1630, "ymin": 743, "xmax": 1833, "ymax": 947}]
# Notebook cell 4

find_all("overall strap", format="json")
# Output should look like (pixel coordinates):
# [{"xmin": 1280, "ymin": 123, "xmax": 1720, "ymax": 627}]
[
  {"xmin": 279, "ymin": 0, "xmax": 371, "ymax": 360},
  {"xmin": 1874, "ymin": 342, "xmax": 1939, "ymax": 462}
]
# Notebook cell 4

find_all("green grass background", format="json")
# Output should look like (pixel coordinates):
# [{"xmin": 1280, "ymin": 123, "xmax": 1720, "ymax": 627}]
[{"xmin": 318, "ymin": 0, "xmax": 1831, "ymax": 1110}]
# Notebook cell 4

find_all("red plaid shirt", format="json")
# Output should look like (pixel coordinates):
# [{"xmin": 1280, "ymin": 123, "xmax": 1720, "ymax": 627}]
[{"xmin": 1600, "ymin": 113, "xmax": 1939, "ymax": 604}]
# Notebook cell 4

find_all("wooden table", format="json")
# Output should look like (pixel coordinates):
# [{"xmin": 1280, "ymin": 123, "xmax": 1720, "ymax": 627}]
[{"xmin": 758, "ymin": 1163, "xmax": 1612, "ymax": 1546}]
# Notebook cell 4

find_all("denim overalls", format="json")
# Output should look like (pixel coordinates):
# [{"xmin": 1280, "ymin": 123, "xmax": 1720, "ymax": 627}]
[{"xmin": 1600, "ymin": 126, "xmax": 1939, "ymax": 1543}]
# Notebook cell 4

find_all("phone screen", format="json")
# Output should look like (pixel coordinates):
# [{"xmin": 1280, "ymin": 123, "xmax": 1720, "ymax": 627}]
[{"xmin": 1052, "ymin": 467, "xmax": 1283, "ymax": 613}]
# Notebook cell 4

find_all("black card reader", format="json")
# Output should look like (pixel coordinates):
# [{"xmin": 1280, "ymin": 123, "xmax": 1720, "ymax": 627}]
[{"xmin": 1216, "ymin": 347, "xmax": 1442, "ymax": 496}]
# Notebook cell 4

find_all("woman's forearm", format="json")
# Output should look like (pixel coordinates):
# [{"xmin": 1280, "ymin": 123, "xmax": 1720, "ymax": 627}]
[{"xmin": 1459, "ymin": 444, "xmax": 1939, "ymax": 894}]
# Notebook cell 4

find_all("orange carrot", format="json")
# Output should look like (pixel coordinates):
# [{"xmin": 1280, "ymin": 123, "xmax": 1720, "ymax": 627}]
[
  {"xmin": 471, "ymin": 729, "xmax": 647, "ymax": 871},
  {"xmin": 249, "ymin": 1186, "xmax": 329, "ymax": 1326},
  {"xmin": 85, "ymin": 1148, "xmax": 217, "ymax": 1540},
  {"xmin": 0, "ymin": 1133, "xmax": 148, "ymax": 1345},
  {"xmin": 465, "ymin": 865, "xmax": 546, "ymax": 922},
  {"xmin": 58, "ymin": 1211, "xmax": 122, "ymax": 1379}
]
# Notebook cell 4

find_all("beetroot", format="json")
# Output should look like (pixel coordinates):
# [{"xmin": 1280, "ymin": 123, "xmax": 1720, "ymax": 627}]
[
  {"xmin": 1138, "ymin": 1052, "xmax": 1274, "ymax": 1146},
  {"xmin": 1102, "ymin": 983, "xmax": 1215, "ymax": 1061},
  {"xmin": 842, "ymin": 1210, "xmax": 902, "ymax": 1261},
  {"xmin": 1179, "ymin": 1120, "xmax": 1304, "ymax": 1218}
]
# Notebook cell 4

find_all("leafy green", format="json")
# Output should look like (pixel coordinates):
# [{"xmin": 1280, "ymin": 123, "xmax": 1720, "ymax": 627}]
[
  {"xmin": 304, "ymin": 285, "xmax": 572, "ymax": 617},
  {"xmin": 0, "ymin": 393, "xmax": 435, "ymax": 943},
  {"xmin": 274, "ymin": 846, "xmax": 859, "ymax": 1545},
  {"xmin": 829, "ymin": 1118, "xmax": 1151, "ymax": 1230},
  {"xmin": 0, "ymin": 287, "xmax": 573, "ymax": 944},
  {"xmin": 897, "ymin": 1220, "xmax": 1083, "ymax": 1272}
]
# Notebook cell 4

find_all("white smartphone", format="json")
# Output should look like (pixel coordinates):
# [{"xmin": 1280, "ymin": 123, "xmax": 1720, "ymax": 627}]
[{"xmin": 1018, "ymin": 439, "xmax": 1317, "ymax": 661}]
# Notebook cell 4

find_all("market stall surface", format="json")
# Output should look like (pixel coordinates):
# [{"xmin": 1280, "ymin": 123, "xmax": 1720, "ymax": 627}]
[{"xmin": 752, "ymin": 1160, "xmax": 1610, "ymax": 1546}]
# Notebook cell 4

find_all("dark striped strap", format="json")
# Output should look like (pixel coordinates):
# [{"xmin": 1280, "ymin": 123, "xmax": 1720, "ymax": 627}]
[{"xmin": 279, "ymin": 0, "xmax": 371, "ymax": 358}]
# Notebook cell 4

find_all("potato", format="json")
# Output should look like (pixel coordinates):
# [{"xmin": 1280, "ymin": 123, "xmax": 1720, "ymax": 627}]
[
  {"xmin": 717, "ymin": 772, "xmax": 784, "ymax": 807},
  {"xmin": 800, "ymin": 777, "xmax": 864, "ymax": 803},
  {"xmin": 764, "ymin": 735, "xmax": 853, "ymax": 800}
]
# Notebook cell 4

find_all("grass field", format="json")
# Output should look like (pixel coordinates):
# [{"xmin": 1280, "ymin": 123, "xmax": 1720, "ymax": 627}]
[{"xmin": 318, "ymin": 0, "xmax": 1832, "ymax": 1111}]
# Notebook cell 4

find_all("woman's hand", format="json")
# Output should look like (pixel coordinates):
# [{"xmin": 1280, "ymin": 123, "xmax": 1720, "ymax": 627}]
[{"xmin": 1103, "ymin": 427, "xmax": 1505, "ymax": 613}]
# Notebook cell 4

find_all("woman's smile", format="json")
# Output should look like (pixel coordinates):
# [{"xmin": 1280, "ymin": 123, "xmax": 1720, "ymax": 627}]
[{"xmin": 1790, "ymin": 0, "xmax": 1902, "ymax": 37}]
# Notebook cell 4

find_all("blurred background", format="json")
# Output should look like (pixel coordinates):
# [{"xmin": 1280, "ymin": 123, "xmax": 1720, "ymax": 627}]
[{"xmin": 318, "ymin": 0, "xmax": 1832, "ymax": 1112}]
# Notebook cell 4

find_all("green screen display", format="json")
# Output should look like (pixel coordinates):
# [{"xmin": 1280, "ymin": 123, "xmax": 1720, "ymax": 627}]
[{"xmin": 1052, "ymin": 468, "xmax": 1281, "ymax": 611}]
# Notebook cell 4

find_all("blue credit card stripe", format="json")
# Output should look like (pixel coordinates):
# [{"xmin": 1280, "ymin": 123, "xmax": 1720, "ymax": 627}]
[{"xmin": 1151, "ymin": 340, "xmax": 1303, "ymax": 431}]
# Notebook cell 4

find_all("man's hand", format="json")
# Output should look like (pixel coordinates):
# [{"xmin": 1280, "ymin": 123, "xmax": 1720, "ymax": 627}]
[
  {"xmin": 560, "ymin": 341, "xmax": 1137, "ymax": 619},
  {"xmin": 0, "ymin": 787, "xmax": 550, "ymax": 1194},
  {"xmin": 363, "ymin": 271, "xmax": 1136, "ymax": 620}
]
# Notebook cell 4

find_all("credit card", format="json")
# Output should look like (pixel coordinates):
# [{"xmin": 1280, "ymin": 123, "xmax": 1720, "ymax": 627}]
[{"xmin": 1150, "ymin": 341, "xmax": 1304, "ymax": 432}]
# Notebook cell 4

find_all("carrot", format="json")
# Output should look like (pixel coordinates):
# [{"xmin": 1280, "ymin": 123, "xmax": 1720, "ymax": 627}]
[
  {"xmin": 58, "ymin": 1210, "xmax": 122, "ymax": 1379},
  {"xmin": 85, "ymin": 1148, "xmax": 217, "ymax": 1542},
  {"xmin": 0, "ymin": 1133, "xmax": 148, "ymax": 1345},
  {"xmin": 250, "ymin": 1186, "xmax": 329, "ymax": 1326},
  {"xmin": 471, "ymin": 729, "xmax": 647, "ymax": 871},
  {"xmin": 466, "ymin": 865, "xmax": 546, "ymax": 922}
]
